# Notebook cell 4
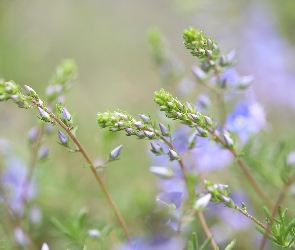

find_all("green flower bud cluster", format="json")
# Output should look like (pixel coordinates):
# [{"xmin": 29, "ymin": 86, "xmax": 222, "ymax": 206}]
[
  {"xmin": 46, "ymin": 59, "xmax": 77, "ymax": 102},
  {"xmin": 183, "ymin": 27, "xmax": 220, "ymax": 61},
  {"xmin": 154, "ymin": 89, "xmax": 213, "ymax": 133},
  {"xmin": 204, "ymin": 180, "xmax": 235, "ymax": 208},
  {"xmin": 97, "ymin": 110, "xmax": 158, "ymax": 140},
  {"xmin": 0, "ymin": 80, "xmax": 30, "ymax": 108}
]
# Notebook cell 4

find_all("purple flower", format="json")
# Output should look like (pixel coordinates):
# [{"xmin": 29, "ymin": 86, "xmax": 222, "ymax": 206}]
[
  {"xmin": 1, "ymin": 157, "xmax": 37, "ymax": 216},
  {"xmin": 191, "ymin": 137, "xmax": 233, "ymax": 172},
  {"xmin": 156, "ymin": 192, "xmax": 182, "ymax": 210},
  {"xmin": 225, "ymin": 101, "xmax": 266, "ymax": 143}
]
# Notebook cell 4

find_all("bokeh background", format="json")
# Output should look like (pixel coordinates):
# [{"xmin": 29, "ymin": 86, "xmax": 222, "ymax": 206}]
[{"xmin": 0, "ymin": 0, "xmax": 295, "ymax": 249}]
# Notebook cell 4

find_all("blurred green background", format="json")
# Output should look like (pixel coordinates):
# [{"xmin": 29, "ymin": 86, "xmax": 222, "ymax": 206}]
[{"xmin": 0, "ymin": 0, "xmax": 295, "ymax": 249}]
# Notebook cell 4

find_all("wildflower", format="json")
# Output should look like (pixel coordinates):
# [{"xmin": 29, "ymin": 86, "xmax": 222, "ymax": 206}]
[
  {"xmin": 226, "ymin": 101, "xmax": 266, "ymax": 143},
  {"xmin": 1, "ymin": 157, "xmax": 37, "ymax": 216}
]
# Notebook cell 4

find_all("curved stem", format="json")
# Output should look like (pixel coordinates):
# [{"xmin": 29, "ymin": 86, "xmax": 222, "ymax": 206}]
[
  {"xmin": 30, "ymin": 99, "xmax": 131, "ymax": 243},
  {"xmin": 259, "ymin": 172, "xmax": 295, "ymax": 250},
  {"xmin": 208, "ymin": 128, "xmax": 273, "ymax": 208},
  {"xmin": 235, "ymin": 206, "xmax": 273, "ymax": 236}
]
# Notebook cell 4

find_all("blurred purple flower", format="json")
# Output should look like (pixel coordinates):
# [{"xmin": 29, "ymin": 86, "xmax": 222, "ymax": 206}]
[
  {"xmin": 1, "ymin": 157, "xmax": 37, "ymax": 216},
  {"xmin": 219, "ymin": 68, "xmax": 240, "ymax": 88},
  {"xmin": 225, "ymin": 101, "xmax": 266, "ymax": 143},
  {"xmin": 156, "ymin": 192, "xmax": 182, "ymax": 210}
]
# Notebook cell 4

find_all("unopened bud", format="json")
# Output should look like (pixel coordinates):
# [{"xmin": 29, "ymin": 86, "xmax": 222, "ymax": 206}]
[
  {"xmin": 134, "ymin": 121, "xmax": 144, "ymax": 129},
  {"xmin": 38, "ymin": 145, "xmax": 49, "ymax": 159},
  {"xmin": 24, "ymin": 85, "xmax": 37, "ymax": 98},
  {"xmin": 204, "ymin": 116, "xmax": 213, "ymax": 126},
  {"xmin": 27, "ymin": 126, "xmax": 39, "ymax": 143},
  {"xmin": 192, "ymin": 66, "xmax": 206, "ymax": 81},
  {"xmin": 159, "ymin": 123, "xmax": 170, "ymax": 137},
  {"xmin": 188, "ymin": 132, "xmax": 198, "ymax": 149},
  {"xmin": 196, "ymin": 126, "xmax": 209, "ymax": 137},
  {"xmin": 150, "ymin": 142, "xmax": 164, "ymax": 155},
  {"xmin": 58, "ymin": 130, "xmax": 68, "ymax": 146},
  {"xmin": 139, "ymin": 114, "xmax": 150, "ymax": 123},
  {"xmin": 38, "ymin": 107, "xmax": 51, "ymax": 122},
  {"xmin": 109, "ymin": 145, "xmax": 123, "ymax": 161},
  {"xmin": 149, "ymin": 166, "xmax": 173, "ymax": 178},
  {"xmin": 194, "ymin": 194, "xmax": 212, "ymax": 211},
  {"xmin": 143, "ymin": 131, "xmax": 155, "ymax": 139},
  {"xmin": 168, "ymin": 149, "xmax": 180, "ymax": 161},
  {"xmin": 124, "ymin": 127, "xmax": 133, "ymax": 135}
]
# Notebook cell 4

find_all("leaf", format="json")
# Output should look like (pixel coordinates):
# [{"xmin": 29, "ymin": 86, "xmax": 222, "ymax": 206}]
[
  {"xmin": 200, "ymin": 236, "xmax": 212, "ymax": 250},
  {"xmin": 224, "ymin": 239, "xmax": 236, "ymax": 250}
]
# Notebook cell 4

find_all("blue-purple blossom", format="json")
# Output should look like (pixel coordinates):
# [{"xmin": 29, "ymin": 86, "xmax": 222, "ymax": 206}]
[
  {"xmin": 191, "ymin": 137, "xmax": 233, "ymax": 172},
  {"xmin": 225, "ymin": 101, "xmax": 266, "ymax": 143},
  {"xmin": 156, "ymin": 192, "xmax": 182, "ymax": 210},
  {"xmin": 58, "ymin": 130, "xmax": 68, "ymax": 145},
  {"xmin": 1, "ymin": 157, "xmax": 37, "ymax": 216}
]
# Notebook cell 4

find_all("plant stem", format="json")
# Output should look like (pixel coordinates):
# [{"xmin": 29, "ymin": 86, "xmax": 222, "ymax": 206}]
[
  {"xmin": 154, "ymin": 132, "xmax": 218, "ymax": 249},
  {"xmin": 259, "ymin": 172, "xmax": 295, "ymax": 250},
  {"xmin": 235, "ymin": 206, "xmax": 274, "ymax": 236},
  {"xmin": 208, "ymin": 128, "xmax": 273, "ymax": 208},
  {"xmin": 30, "ymin": 99, "xmax": 131, "ymax": 243}
]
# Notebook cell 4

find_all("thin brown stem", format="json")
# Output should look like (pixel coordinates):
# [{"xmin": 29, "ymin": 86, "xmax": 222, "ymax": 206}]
[
  {"xmin": 208, "ymin": 128, "xmax": 273, "ymax": 208},
  {"xmin": 235, "ymin": 206, "xmax": 274, "ymax": 236},
  {"xmin": 30, "ymin": 99, "xmax": 131, "ymax": 243}
]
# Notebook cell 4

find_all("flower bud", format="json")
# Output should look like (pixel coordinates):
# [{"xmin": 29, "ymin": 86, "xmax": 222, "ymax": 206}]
[
  {"xmin": 38, "ymin": 145, "xmax": 49, "ymax": 159},
  {"xmin": 237, "ymin": 75, "xmax": 253, "ymax": 90},
  {"xmin": 61, "ymin": 107, "xmax": 71, "ymax": 123},
  {"xmin": 192, "ymin": 65, "xmax": 206, "ymax": 81},
  {"xmin": 149, "ymin": 166, "xmax": 173, "ymax": 178},
  {"xmin": 41, "ymin": 243, "xmax": 50, "ymax": 250},
  {"xmin": 159, "ymin": 123, "xmax": 170, "ymax": 137},
  {"xmin": 38, "ymin": 107, "xmax": 51, "ymax": 122},
  {"xmin": 88, "ymin": 229, "xmax": 101, "ymax": 238},
  {"xmin": 27, "ymin": 126, "xmax": 39, "ymax": 143},
  {"xmin": 223, "ymin": 131, "xmax": 234, "ymax": 149},
  {"xmin": 24, "ymin": 85, "xmax": 38, "ymax": 98},
  {"xmin": 194, "ymin": 193, "xmax": 212, "ymax": 211},
  {"xmin": 168, "ymin": 149, "xmax": 180, "ymax": 161},
  {"xmin": 136, "ymin": 131, "xmax": 145, "ymax": 139},
  {"xmin": 205, "ymin": 49, "xmax": 213, "ymax": 57},
  {"xmin": 134, "ymin": 121, "xmax": 144, "ymax": 129},
  {"xmin": 143, "ymin": 131, "xmax": 155, "ymax": 139},
  {"xmin": 124, "ymin": 127, "xmax": 133, "ymax": 135},
  {"xmin": 150, "ymin": 142, "xmax": 164, "ymax": 155},
  {"xmin": 219, "ymin": 54, "xmax": 227, "ymax": 66},
  {"xmin": 139, "ymin": 114, "xmax": 150, "ymax": 123},
  {"xmin": 109, "ymin": 145, "xmax": 123, "ymax": 161},
  {"xmin": 204, "ymin": 116, "xmax": 213, "ymax": 126},
  {"xmin": 196, "ymin": 126, "xmax": 209, "ymax": 137},
  {"xmin": 58, "ymin": 130, "xmax": 68, "ymax": 146}
]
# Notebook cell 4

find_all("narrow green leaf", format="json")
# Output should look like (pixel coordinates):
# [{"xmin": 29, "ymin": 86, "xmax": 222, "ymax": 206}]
[
  {"xmin": 200, "ymin": 236, "xmax": 212, "ymax": 250},
  {"xmin": 224, "ymin": 239, "xmax": 236, "ymax": 250}
]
